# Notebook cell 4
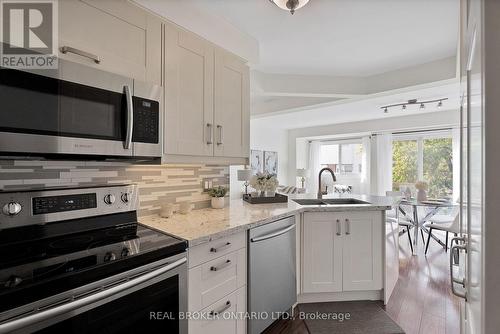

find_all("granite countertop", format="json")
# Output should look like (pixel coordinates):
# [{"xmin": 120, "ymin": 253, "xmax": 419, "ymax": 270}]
[{"xmin": 139, "ymin": 194, "xmax": 394, "ymax": 247}]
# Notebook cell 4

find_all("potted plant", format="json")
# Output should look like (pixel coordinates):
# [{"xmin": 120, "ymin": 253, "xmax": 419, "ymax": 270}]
[
  {"xmin": 250, "ymin": 172, "xmax": 279, "ymax": 197},
  {"xmin": 415, "ymin": 181, "xmax": 429, "ymax": 202},
  {"xmin": 208, "ymin": 186, "xmax": 228, "ymax": 209}
]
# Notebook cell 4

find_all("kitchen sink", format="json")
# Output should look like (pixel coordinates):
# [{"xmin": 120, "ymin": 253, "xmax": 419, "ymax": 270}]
[
  {"xmin": 292, "ymin": 199, "xmax": 328, "ymax": 205},
  {"xmin": 321, "ymin": 198, "xmax": 370, "ymax": 205},
  {"xmin": 293, "ymin": 198, "xmax": 370, "ymax": 206}
]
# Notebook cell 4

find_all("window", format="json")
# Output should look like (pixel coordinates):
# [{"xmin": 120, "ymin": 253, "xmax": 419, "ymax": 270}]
[
  {"xmin": 392, "ymin": 132, "xmax": 453, "ymax": 198},
  {"xmin": 320, "ymin": 142, "xmax": 363, "ymax": 175},
  {"xmin": 319, "ymin": 140, "xmax": 364, "ymax": 193}
]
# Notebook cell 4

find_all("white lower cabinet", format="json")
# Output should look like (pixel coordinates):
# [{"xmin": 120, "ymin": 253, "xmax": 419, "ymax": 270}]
[
  {"xmin": 188, "ymin": 286, "xmax": 246, "ymax": 334},
  {"xmin": 188, "ymin": 248, "xmax": 246, "ymax": 311},
  {"xmin": 188, "ymin": 232, "xmax": 246, "ymax": 334},
  {"xmin": 302, "ymin": 213, "xmax": 343, "ymax": 293},
  {"xmin": 302, "ymin": 211, "xmax": 383, "ymax": 294}
]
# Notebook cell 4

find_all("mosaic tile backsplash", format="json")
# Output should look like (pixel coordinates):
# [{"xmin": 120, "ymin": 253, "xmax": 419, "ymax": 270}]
[{"xmin": 0, "ymin": 160, "xmax": 229, "ymax": 217}]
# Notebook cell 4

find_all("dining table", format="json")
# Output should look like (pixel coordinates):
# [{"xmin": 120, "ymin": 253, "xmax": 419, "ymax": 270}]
[{"xmin": 398, "ymin": 198, "xmax": 457, "ymax": 255}]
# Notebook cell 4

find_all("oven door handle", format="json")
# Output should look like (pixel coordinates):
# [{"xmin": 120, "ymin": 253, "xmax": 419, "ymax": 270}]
[
  {"xmin": 124, "ymin": 84, "xmax": 134, "ymax": 150},
  {"xmin": 0, "ymin": 257, "xmax": 187, "ymax": 334}
]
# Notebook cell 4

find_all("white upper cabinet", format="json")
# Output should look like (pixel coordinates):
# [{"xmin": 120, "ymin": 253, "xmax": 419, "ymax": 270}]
[
  {"xmin": 163, "ymin": 26, "xmax": 250, "ymax": 161},
  {"xmin": 58, "ymin": 0, "xmax": 250, "ymax": 162},
  {"xmin": 58, "ymin": 0, "xmax": 161, "ymax": 84},
  {"xmin": 214, "ymin": 49, "xmax": 250, "ymax": 158},
  {"xmin": 164, "ymin": 23, "xmax": 214, "ymax": 157}
]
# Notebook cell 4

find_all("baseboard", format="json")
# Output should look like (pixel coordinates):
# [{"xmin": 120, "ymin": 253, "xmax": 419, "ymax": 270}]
[{"xmin": 298, "ymin": 290, "xmax": 382, "ymax": 304}]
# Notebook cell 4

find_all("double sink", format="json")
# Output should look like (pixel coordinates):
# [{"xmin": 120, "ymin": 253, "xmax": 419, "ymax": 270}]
[{"xmin": 293, "ymin": 198, "xmax": 370, "ymax": 206}]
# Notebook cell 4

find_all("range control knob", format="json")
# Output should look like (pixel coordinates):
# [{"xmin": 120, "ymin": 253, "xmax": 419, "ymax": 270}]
[
  {"xmin": 4, "ymin": 275, "xmax": 23, "ymax": 288},
  {"xmin": 2, "ymin": 202, "xmax": 22, "ymax": 216},
  {"xmin": 103, "ymin": 252, "xmax": 116, "ymax": 263},
  {"xmin": 103, "ymin": 194, "xmax": 116, "ymax": 205},
  {"xmin": 121, "ymin": 193, "xmax": 130, "ymax": 204},
  {"xmin": 121, "ymin": 247, "xmax": 130, "ymax": 258}
]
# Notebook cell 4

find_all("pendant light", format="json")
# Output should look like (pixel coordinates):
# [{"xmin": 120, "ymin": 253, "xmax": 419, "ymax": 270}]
[{"xmin": 270, "ymin": 0, "xmax": 310, "ymax": 14}]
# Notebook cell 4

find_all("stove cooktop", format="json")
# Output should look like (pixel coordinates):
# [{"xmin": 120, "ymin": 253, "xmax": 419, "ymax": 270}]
[{"xmin": 0, "ymin": 213, "xmax": 186, "ymax": 312}]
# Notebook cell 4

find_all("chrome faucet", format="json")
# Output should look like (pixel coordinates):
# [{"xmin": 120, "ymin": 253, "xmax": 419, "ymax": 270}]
[{"xmin": 318, "ymin": 167, "xmax": 337, "ymax": 199}]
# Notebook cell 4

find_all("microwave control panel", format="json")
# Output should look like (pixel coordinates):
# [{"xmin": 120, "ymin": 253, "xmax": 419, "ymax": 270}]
[{"xmin": 132, "ymin": 97, "xmax": 159, "ymax": 144}]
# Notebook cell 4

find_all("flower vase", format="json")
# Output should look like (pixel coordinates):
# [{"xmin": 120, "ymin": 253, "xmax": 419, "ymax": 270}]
[
  {"xmin": 211, "ymin": 197, "xmax": 225, "ymax": 209},
  {"xmin": 265, "ymin": 190, "xmax": 276, "ymax": 197},
  {"xmin": 417, "ymin": 189, "xmax": 427, "ymax": 202}
]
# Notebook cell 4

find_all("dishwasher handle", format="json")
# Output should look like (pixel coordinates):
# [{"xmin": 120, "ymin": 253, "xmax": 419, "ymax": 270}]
[{"xmin": 250, "ymin": 224, "xmax": 295, "ymax": 243}]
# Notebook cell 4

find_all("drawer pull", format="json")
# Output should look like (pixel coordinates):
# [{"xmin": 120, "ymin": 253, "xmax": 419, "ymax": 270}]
[
  {"xmin": 210, "ymin": 242, "xmax": 231, "ymax": 253},
  {"xmin": 210, "ymin": 259, "xmax": 231, "ymax": 272},
  {"xmin": 209, "ymin": 301, "xmax": 231, "ymax": 316},
  {"xmin": 60, "ymin": 46, "xmax": 101, "ymax": 64}
]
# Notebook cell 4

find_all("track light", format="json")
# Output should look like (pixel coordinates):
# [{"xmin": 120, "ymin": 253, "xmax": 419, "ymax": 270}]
[{"xmin": 380, "ymin": 97, "xmax": 448, "ymax": 114}]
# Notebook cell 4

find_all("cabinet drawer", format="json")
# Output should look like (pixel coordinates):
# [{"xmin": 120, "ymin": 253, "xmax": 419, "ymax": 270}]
[
  {"xmin": 188, "ymin": 286, "xmax": 246, "ymax": 334},
  {"xmin": 188, "ymin": 248, "xmax": 246, "ymax": 312},
  {"xmin": 189, "ymin": 232, "xmax": 246, "ymax": 268}
]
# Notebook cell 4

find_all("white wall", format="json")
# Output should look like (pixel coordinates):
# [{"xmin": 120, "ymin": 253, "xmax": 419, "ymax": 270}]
[
  {"xmin": 250, "ymin": 118, "xmax": 288, "ymax": 184},
  {"xmin": 229, "ymin": 119, "xmax": 288, "ymax": 199}
]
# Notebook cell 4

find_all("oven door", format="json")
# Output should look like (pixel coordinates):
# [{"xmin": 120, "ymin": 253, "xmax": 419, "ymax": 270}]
[
  {"xmin": 0, "ymin": 254, "xmax": 187, "ymax": 334},
  {"xmin": 0, "ymin": 60, "xmax": 134, "ymax": 157}
]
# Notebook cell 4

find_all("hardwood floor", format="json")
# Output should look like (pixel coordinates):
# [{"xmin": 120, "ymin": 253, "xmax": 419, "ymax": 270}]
[
  {"xmin": 384, "ymin": 230, "xmax": 460, "ymax": 334},
  {"xmin": 263, "ymin": 230, "xmax": 461, "ymax": 334}
]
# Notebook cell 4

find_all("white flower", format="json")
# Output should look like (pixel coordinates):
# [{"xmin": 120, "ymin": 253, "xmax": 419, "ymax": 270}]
[{"xmin": 249, "ymin": 172, "xmax": 279, "ymax": 192}]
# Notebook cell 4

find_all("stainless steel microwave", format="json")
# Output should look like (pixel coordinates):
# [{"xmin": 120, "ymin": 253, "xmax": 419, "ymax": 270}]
[{"xmin": 0, "ymin": 60, "xmax": 162, "ymax": 159}]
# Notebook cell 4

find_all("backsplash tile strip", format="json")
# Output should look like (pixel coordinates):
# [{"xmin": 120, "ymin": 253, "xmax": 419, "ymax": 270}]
[{"xmin": 0, "ymin": 161, "xmax": 229, "ymax": 217}]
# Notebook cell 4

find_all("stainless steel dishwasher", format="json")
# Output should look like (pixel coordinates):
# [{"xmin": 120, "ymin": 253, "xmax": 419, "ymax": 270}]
[{"xmin": 248, "ymin": 216, "xmax": 296, "ymax": 334}]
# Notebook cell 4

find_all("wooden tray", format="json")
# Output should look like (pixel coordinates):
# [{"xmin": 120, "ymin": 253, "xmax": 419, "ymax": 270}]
[{"xmin": 243, "ymin": 193, "xmax": 288, "ymax": 204}]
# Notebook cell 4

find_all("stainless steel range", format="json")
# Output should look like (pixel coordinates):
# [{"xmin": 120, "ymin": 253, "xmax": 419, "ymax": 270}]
[{"xmin": 0, "ymin": 184, "xmax": 187, "ymax": 334}]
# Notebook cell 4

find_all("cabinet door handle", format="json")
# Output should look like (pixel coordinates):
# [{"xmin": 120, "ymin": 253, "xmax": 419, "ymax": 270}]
[
  {"xmin": 210, "ymin": 259, "xmax": 231, "ymax": 272},
  {"xmin": 206, "ymin": 123, "xmax": 213, "ymax": 145},
  {"xmin": 336, "ymin": 219, "xmax": 341, "ymax": 236},
  {"xmin": 210, "ymin": 242, "xmax": 231, "ymax": 253},
  {"xmin": 209, "ymin": 301, "xmax": 231, "ymax": 316},
  {"xmin": 345, "ymin": 218, "xmax": 351, "ymax": 235},
  {"xmin": 216, "ymin": 125, "xmax": 223, "ymax": 145},
  {"xmin": 60, "ymin": 46, "xmax": 101, "ymax": 64}
]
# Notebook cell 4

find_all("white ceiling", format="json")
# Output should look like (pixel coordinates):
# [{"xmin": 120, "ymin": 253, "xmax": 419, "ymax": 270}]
[
  {"xmin": 251, "ymin": 80, "xmax": 461, "ymax": 130},
  {"xmin": 189, "ymin": 0, "xmax": 459, "ymax": 76}
]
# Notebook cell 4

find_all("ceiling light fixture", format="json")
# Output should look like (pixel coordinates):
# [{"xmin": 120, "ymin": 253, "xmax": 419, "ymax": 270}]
[
  {"xmin": 269, "ymin": 0, "xmax": 310, "ymax": 14},
  {"xmin": 380, "ymin": 98, "xmax": 448, "ymax": 114}
]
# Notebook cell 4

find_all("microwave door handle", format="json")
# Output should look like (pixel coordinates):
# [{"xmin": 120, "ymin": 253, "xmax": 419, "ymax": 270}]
[
  {"xmin": 124, "ymin": 85, "xmax": 133, "ymax": 150},
  {"xmin": 0, "ymin": 257, "xmax": 187, "ymax": 334}
]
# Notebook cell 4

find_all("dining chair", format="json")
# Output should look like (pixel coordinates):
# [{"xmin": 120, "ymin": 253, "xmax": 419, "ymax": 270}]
[
  {"xmin": 386, "ymin": 191, "xmax": 415, "ymax": 253},
  {"xmin": 423, "ymin": 210, "xmax": 460, "ymax": 255}
]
